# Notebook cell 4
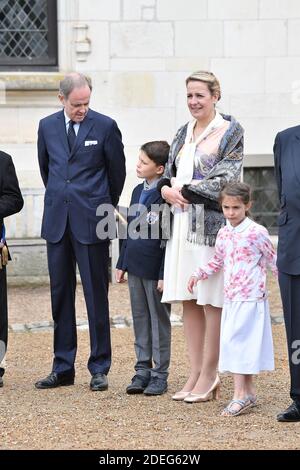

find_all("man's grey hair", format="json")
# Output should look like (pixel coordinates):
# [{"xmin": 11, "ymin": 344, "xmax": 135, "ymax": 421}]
[{"xmin": 59, "ymin": 72, "xmax": 92, "ymax": 99}]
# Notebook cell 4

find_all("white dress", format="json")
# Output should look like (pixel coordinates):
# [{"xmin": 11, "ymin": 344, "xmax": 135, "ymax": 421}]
[
  {"xmin": 219, "ymin": 299, "xmax": 274, "ymax": 374},
  {"xmin": 162, "ymin": 117, "xmax": 229, "ymax": 306},
  {"xmin": 194, "ymin": 217, "xmax": 277, "ymax": 374},
  {"xmin": 162, "ymin": 209, "xmax": 224, "ymax": 306}
]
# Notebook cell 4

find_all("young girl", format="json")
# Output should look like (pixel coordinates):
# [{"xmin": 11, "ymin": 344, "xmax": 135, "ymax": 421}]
[{"xmin": 187, "ymin": 182, "xmax": 277, "ymax": 416}]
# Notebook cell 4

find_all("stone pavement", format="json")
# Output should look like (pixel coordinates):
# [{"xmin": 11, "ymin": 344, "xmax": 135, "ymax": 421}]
[
  {"xmin": 8, "ymin": 313, "xmax": 184, "ymax": 333},
  {"xmin": 9, "ymin": 312, "xmax": 284, "ymax": 333},
  {"xmin": 7, "ymin": 282, "xmax": 183, "ymax": 332},
  {"xmin": 8, "ymin": 279, "xmax": 284, "ymax": 333}
]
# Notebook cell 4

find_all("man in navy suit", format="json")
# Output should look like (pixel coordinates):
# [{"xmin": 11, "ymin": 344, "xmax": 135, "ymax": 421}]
[
  {"xmin": 35, "ymin": 73, "xmax": 126, "ymax": 391},
  {"xmin": 274, "ymin": 126, "xmax": 300, "ymax": 421}
]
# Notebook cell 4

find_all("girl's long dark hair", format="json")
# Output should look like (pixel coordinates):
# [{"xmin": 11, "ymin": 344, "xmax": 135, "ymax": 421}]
[{"xmin": 219, "ymin": 182, "xmax": 252, "ymax": 216}]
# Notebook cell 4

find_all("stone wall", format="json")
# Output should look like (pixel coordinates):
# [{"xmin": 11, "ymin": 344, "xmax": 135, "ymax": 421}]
[{"xmin": 1, "ymin": 0, "xmax": 300, "ymax": 240}]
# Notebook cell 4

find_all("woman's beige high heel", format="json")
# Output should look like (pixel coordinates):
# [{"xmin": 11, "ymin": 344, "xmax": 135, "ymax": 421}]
[
  {"xmin": 183, "ymin": 375, "xmax": 221, "ymax": 403},
  {"xmin": 171, "ymin": 391, "xmax": 192, "ymax": 401}
]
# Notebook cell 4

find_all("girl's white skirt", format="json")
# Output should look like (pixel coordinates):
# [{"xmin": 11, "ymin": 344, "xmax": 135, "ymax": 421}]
[
  {"xmin": 219, "ymin": 299, "xmax": 274, "ymax": 374},
  {"xmin": 162, "ymin": 209, "xmax": 223, "ymax": 306}
]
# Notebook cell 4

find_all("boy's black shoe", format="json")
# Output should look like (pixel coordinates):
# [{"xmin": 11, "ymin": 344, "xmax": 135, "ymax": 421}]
[
  {"xmin": 143, "ymin": 377, "xmax": 168, "ymax": 396},
  {"xmin": 0, "ymin": 376, "xmax": 3, "ymax": 388},
  {"xmin": 126, "ymin": 375, "xmax": 150, "ymax": 394}
]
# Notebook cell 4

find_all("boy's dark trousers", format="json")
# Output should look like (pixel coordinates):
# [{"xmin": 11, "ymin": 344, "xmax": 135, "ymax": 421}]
[{"xmin": 128, "ymin": 273, "xmax": 171, "ymax": 380}]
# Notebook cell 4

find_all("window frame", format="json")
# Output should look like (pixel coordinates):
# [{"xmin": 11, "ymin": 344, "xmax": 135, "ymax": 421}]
[
  {"xmin": 0, "ymin": 0, "xmax": 58, "ymax": 70},
  {"xmin": 243, "ymin": 165, "xmax": 279, "ymax": 235}
]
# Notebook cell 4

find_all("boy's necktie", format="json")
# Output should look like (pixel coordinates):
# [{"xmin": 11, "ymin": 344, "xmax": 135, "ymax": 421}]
[{"xmin": 67, "ymin": 120, "xmax": 76, "ymax": 151}]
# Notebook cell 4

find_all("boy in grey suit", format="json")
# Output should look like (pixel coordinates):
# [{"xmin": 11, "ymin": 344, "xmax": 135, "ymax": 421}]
[{"xmin": 116, "ymin": 141, "xmax": 171, "ymax": 396}]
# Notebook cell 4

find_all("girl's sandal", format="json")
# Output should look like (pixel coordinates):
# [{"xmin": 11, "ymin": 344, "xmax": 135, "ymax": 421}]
[
  {"xmin": 221, "ymin": 396, "xmax": 256, "ymax": 417},
  {"xmin": 247, "ymin": 394, "xmax": 257, "ymax": 407}
]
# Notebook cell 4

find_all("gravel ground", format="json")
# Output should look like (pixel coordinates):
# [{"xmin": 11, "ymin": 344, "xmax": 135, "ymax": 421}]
[
  {"xmin": 1, "ymin": 276, "xmax": 297, "ymax": 451},
  {"xmin": 1, "ymin": 326, "xmax": 299, "ymax": 450}
]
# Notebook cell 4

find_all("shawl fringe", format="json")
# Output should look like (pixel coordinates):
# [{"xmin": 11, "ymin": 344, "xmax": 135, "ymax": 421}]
[{"xmin": 186, "ymin": 231, "xmax": 218, "ymax": 246}]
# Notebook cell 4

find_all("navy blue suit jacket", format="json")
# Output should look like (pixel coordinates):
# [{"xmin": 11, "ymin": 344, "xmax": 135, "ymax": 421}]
[
  {"xmin": 38, "ymin": 109, "xmax": 126, "ymax": 244},
  {"xmin": 0, "ymin": 151, "xmax": 23, "ymax": 227},
  {"xmin": 0, "ymin": 151, "xmax": 24, "ymax": 260},
  {"xmin": 116, "ymin": 183, "xmax": 167, "ymax": 281},
  {"xmin": 274, "ymin": 125, "xmax": 300, "ymax": 274}
]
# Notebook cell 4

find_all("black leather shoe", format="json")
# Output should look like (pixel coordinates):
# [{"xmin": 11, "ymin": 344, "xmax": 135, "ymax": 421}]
[
  {"xmin": 0, "ymin": 376, "xmax": 3, "ymax": 388},
  {"xmin": 277, "ymin": 402, "xmax": 300, "ymax": 422},
  {"xmin": 35, "ymin": 372, "xmax": 75, "ymax": 389},
  {"xmin": 143, "ymin": 377, "xmax": 168, "ymax": 396},
  {"xmin": 90, "ymin": 373, "xmax": 108, "ymax": 391},
  {"xmin": 126, "ymin": 375, "xmax": 150, "ymax": 394}
]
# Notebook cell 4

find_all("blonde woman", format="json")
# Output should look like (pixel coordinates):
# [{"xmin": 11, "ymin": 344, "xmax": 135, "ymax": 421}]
[{"xmin": 158, "ymin": 71, "xmax": 244, "ymax": 402}]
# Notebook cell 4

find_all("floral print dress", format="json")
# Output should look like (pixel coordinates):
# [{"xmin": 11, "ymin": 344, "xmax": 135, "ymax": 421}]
[{"xmin": 194, "ymin": 217, "xmax": 277, "ymax": 374}]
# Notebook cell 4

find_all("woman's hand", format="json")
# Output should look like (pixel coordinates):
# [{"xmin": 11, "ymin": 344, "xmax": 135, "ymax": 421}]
[
  {"xmin": 187, "ymin": 275, "xmax": 199, "ymax": 293},
  {"xmin": 161, "ymin": 186, "xmax": 189, "ymax": 209}
]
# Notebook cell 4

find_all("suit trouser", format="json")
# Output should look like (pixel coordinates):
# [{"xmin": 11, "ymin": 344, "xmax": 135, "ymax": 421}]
[
  {"xmin": 278, "ymin": 271, "xmax": 300, "ymax": 403},
  {"xmin": 0, "ymin": 266, "xmax": 7, "ymax": 377},
  {"xmin": 47, "ymin": 226, "xmax": 111, "ymax": 376},
  {"xmin": 128, "ymin": 273, "xmax": 171, "ymax": 379}
]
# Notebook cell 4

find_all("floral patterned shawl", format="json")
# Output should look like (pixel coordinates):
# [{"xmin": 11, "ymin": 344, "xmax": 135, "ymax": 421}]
[{"xmin": 160, "ymin": 114, "xmax": 244, "ymax": 246}]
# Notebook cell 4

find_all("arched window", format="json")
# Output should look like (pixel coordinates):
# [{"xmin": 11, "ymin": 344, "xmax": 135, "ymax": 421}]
[{"xmin": 0, "ymin": 0, "xmax": 57, "ymax": 70}]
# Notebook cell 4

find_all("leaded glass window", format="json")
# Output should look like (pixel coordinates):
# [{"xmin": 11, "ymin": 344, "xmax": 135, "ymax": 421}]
[
  {"xmin": 0, "ymin": 0, "xmax": 57, "ymax": 69},
  {"xmin": 243, "ymin": 167, "xmax": 279, "ymax": 235}
]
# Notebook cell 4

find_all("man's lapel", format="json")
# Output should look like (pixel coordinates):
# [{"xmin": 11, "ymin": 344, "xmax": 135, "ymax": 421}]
[
  {"xmin": 292, "ymin": 128, "xmax": 300, "ymax": 184},
  {"xmin": 56, "ymin": 111, "xmax": 69, "ymax": 157}
]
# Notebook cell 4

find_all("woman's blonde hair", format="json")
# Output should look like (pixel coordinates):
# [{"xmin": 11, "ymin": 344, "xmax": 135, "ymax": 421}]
[{"xmin": 185, "ymin": 71, "xmax": 221, "ymax": 101}]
